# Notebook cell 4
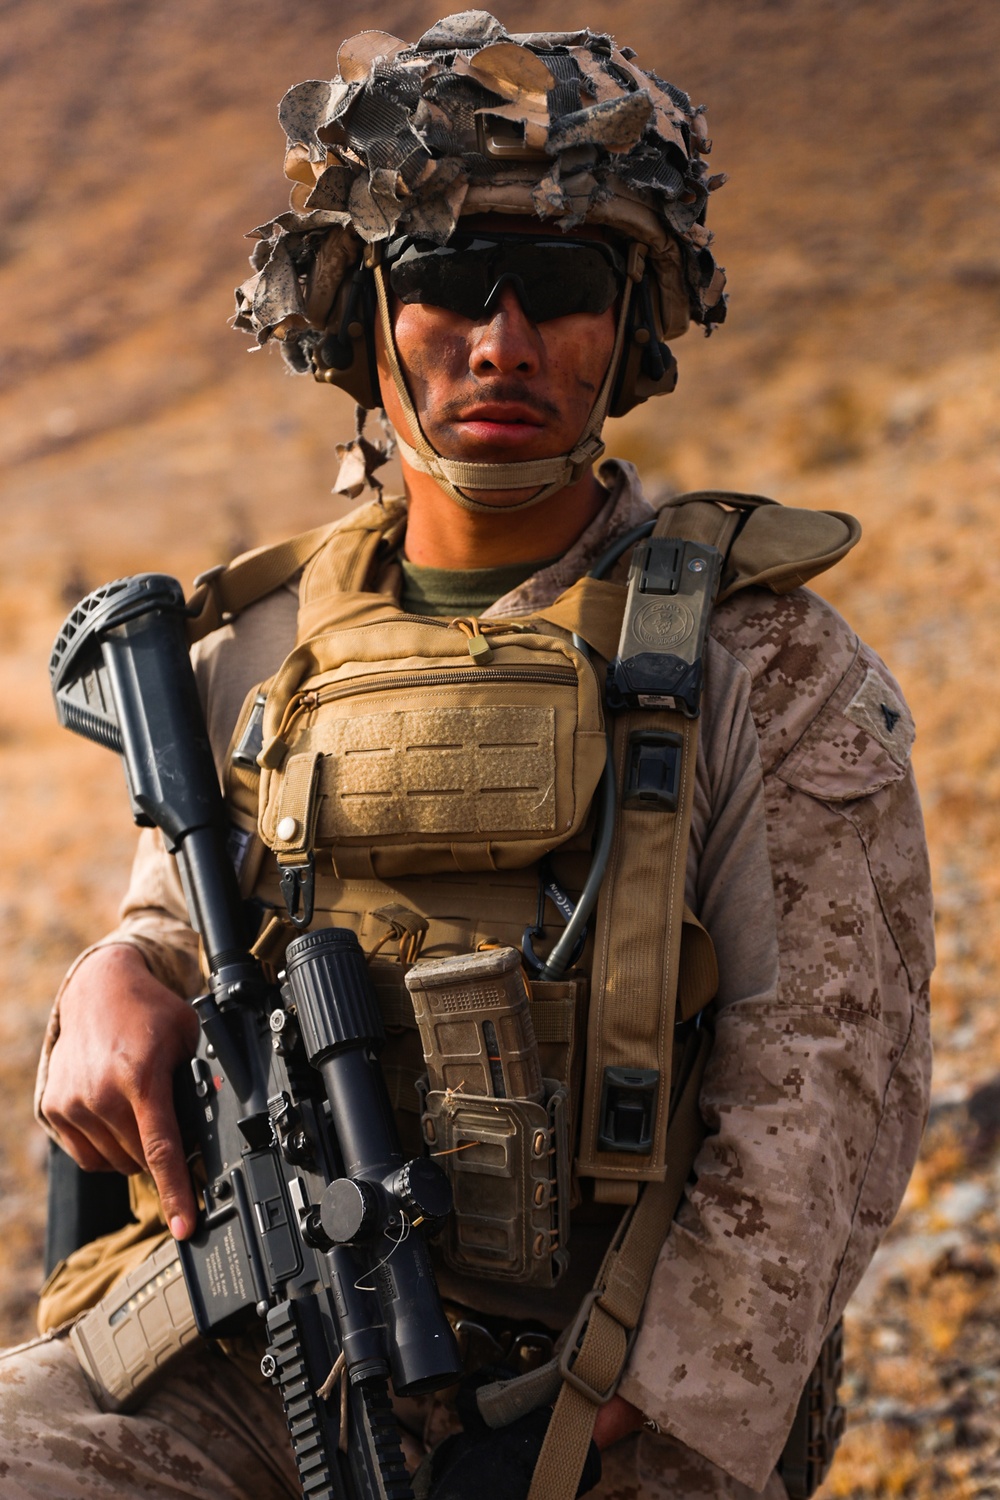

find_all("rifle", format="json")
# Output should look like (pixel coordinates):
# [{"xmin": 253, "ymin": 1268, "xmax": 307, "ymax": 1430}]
[{"xmin": 49, "ymin": 572, "xmax": 462, "ymax": 1500}]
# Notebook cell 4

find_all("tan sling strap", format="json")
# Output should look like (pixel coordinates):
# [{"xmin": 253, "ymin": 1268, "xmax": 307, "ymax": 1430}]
[
  {"xmin": 186, "ymin": 523, "xmax": 339, "ymax": 643},
  {"xmin": 520, "ymin": 494, "xmax": 861, "ymax": 1498},
  {"xmin": 524, "ymin": 1021, "xmax": 712, "ymax": 1500},
  {"xmin": 468, "ymin": 1021, "xmax": 711, "ymax": 1497},
  {"xmin": 184, "ymin": 495, "xmax": 410, "ymax": 645},
  {"xmin": 573, "ymin": 500, "xmax": 735, "ymax": 1198}
]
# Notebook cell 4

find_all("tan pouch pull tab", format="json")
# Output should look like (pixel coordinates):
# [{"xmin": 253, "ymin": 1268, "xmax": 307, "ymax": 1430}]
[{"xmin": 269, "ymin": 750, "xmax": 322, "ymax": 928}]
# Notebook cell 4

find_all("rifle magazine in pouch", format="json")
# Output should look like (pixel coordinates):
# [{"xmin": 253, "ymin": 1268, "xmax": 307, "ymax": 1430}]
[
  {"xmin": 419, "ymin": 1080, "xmax": 570, "ymax": 1289},
  {"xmin": 406, "ymin": 947, "xmax": 572, "ymax": 1288},
  {"xmin": 69, "ymin": 1238, "xmax": 199, "ymax": 1412}
]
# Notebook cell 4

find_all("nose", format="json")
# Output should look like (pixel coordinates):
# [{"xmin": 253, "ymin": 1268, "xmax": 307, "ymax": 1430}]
[{"xmin": 469, "ymin": 283, "xmax": 541, "ymax": 377}]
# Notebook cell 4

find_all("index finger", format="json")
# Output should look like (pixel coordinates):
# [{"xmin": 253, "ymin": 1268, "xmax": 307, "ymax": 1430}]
[{"xmin": 133, "ymin": 1076, "xmax": 198, "ymax": 1240}]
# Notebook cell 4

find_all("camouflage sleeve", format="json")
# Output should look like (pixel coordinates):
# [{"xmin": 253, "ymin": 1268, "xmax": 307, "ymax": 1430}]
[{"xmin": 617, "ymin": 588, "xmax": 934, "ymax": 1490}]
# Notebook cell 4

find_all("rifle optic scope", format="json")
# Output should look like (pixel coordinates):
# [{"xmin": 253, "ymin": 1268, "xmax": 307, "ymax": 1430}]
[{"xmin": 283, "ymin": 928, "xmax": 460, "ymax": 1396}]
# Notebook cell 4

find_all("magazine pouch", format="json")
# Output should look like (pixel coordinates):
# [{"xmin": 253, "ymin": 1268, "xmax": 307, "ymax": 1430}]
[{"xmin": 407, "ymin": 946, "xmax": 572, "ymax": 1289}]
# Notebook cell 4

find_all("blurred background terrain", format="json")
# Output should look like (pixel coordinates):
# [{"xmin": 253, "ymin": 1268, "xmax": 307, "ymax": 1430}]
[{"xmin": 2, "ymin": 1, "xmax": 999, "ymax": 1491}]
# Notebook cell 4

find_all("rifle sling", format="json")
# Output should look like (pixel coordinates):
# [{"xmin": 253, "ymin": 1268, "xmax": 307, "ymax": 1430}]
[{"xmin": 524, "ymin": 1023, "xmax": 711, "ymax": 1498}]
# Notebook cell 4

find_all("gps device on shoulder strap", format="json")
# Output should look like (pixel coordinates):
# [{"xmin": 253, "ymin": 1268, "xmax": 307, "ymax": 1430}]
[{"xmin": 607, "ymin": 536, "xmax": 722, "ymax": 716}]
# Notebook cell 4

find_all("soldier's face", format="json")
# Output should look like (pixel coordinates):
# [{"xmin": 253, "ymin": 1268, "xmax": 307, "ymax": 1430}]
[{"xmin": 376, "ymin": 219, "xmax": 618, "ymax": 470}]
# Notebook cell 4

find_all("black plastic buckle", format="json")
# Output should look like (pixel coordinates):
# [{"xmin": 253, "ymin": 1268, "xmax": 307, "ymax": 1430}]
[
  {"xmin": 623, "ymin": 730, "xmax": 682, "ymax": 812},
  {"xmin": 597, "ymin": 1066, "xmax": 659, "ymax": 1155}
]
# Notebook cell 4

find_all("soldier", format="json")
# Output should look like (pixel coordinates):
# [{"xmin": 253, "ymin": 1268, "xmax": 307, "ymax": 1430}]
[{"xmin": 5, "ymin": 12, "xmax": 933, "ymax": 1500}]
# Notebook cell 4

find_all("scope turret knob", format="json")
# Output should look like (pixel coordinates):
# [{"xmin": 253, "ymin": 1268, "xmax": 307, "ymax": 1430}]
[
  {"xmin": 320, "ymin": 1178, "xmax": 379, "ymax": 1245},
  {"xmin": 391, "ymin": 1158, "xmax": 453, "ymax": 1226}
]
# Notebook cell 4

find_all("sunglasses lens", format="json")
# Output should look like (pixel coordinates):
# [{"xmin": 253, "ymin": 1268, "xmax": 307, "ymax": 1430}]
[
  {"xmin": 388, "ymin": 241, "xmax": 488, "ymax": 319},
  {"xmin": 386, "ymin": 236, "xmax": 623, "ymax": 322}
]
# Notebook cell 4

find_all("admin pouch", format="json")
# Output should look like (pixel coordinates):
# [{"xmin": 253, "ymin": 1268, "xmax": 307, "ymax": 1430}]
[{"xmin": 245, "ymin": 594, "xmax": 608, "ymax": 883}]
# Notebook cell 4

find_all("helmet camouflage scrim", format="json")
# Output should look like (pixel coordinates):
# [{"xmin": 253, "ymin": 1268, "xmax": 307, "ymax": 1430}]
[{"xmin": 234, "ymin": 10, "xmax": 727, "ymax": 507}]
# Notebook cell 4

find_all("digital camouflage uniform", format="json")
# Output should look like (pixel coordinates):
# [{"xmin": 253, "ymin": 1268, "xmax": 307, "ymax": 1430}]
[{"xmin": 16, "ymin": 462, "xmax": 934, "ymax": 1499}]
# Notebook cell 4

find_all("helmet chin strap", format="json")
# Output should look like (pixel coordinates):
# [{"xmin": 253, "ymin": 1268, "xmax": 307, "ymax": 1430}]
[{"xmin": 371, "ymin": 256, "xmax": 637, "ymax": 516}]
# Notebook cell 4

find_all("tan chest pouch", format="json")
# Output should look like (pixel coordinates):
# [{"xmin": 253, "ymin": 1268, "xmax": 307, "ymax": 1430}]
[{"xmin": 230, "ymin": 604, "xmax": 608, "ymax": 882}]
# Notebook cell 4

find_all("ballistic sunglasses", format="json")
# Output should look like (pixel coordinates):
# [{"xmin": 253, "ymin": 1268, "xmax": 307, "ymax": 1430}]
[{"xmin": 383, "ymin": 232, "xmax": 627, "ymax": 324}]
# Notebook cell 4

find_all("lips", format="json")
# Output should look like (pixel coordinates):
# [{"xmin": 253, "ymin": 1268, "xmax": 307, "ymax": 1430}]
[
  {"xmin": 456, "ymin": 402, "xmax": 546, "ymax": 427},
  {"xmin": 453, "ymin": 403, "xmax": 548, "ymax": 450}
]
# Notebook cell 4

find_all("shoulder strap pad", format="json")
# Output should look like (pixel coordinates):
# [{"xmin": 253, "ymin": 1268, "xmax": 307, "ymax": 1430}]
[
  {"xmin": 533, "ymin": 491, "xmax": 858, "ymax": 660},
  {"xmin": 185, "ymin": 497, "xmax": 407, "ymax": 645},
  {"xmin": 654, "ymin": 490, "xmax": 860, "ymax": 602}
]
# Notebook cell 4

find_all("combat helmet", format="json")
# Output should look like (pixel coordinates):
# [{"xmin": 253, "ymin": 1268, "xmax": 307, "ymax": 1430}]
[{"xmin": 235, "ymin": 10, "xmax": 727, "ymax": 509}]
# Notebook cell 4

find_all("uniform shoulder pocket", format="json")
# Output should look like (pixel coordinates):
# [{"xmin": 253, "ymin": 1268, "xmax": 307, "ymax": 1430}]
[
  {"xmin": 776, "ymin": 648, "xmax": 933, "ymax": 994},
  {"xmin": 776, "ymin": 649, "xmax": 914, "ymax": 803}
]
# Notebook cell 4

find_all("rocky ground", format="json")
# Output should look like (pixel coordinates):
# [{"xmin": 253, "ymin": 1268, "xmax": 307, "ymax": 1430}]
[{"xmin": 2, "ymin": 1, "xmax": 999, "ymax": 1492}]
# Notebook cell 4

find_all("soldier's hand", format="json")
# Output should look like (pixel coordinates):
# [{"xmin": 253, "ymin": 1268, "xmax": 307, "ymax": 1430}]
[
  {"xmin": 424, "ymin": 1408, "xmax": 602, "ymax": 1500},
  {"xmin": 42, "ymin": 943, "xmax": 200, "ymax": 1239},
  {"xmin": 592, "ymin": 1393, "xmax": 645, "ymax": 1449},
  {"xmin": 420, "ymin": 1368, "xmax": 604, "ymax": 1500}
]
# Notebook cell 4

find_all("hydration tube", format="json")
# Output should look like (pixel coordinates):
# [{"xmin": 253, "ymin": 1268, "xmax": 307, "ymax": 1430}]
[{"xmin": 533, "ymin": 519, "xmax": 656, "ymax": 980}]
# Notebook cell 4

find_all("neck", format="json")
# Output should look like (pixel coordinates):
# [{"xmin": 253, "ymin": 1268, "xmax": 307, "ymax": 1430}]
[{"xmin": 401, "ymin": 462, "xmax": 608, "ymax": 568}]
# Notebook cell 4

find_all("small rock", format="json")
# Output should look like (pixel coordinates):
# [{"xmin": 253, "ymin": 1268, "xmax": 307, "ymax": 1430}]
[
  {"xmin": 934, "ymin": 1244, "xmax": 997, "ymax": 1280},
  {"xmin": 850, "ymin": 1231, "xmax": 964, "ymax": 1315},
  {"xmin": 933, "ymin": 1180, "xmax": 990, "ymax": 1227}
]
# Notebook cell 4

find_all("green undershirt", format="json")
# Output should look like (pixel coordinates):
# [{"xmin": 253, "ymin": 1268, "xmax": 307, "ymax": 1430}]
[{"xmin": 399, "ymin": 555, "xmax": 560, "ymax": 618}]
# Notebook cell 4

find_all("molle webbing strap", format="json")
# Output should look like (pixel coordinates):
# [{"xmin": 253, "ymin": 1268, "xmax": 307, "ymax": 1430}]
[{"xmin": 296, "ymin": 505, "xmax": 408, "ymax": 642}]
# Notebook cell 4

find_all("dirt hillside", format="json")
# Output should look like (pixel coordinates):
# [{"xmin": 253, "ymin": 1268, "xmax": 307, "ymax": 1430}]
[{"xmin": 2, "ymin": 2, "xmax": 999, "ymax": 1492}]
